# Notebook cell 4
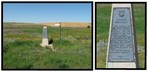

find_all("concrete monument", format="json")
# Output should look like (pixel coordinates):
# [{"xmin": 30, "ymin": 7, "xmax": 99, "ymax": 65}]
[
  {"xmin": 40, "ymin": 26, "xmax": 49, "ymax": 47},
  {"xmin": 106, "ymin": 4, "xmax": 138, "ymax": 68},
  {"xmin": 40, "ymin": 26, "xmax": 54, "ymax": 51}
]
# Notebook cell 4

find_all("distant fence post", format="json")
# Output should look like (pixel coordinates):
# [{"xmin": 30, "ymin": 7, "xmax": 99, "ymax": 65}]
[
  {"xmin": 60, "ymin": 22, "xmax": 61, "ymax": 41},
  {"xmin": 59, "ymin": 22, "xmax": 61, "ymax": 46}
]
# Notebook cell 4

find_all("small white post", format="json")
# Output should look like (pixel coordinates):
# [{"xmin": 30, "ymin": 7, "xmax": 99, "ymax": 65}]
[
  {"xmin": 40, "ymin": 26, "xmax": 55, "ymax": 51},
  {"xmin": 40, "ymin": 26, "xmax": 49, "ymax": 47}
]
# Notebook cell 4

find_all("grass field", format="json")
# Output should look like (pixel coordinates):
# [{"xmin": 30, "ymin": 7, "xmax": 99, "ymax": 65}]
[
  {"xmin": 96, "ymin": 4, "xmax": 145, "ymax": 68},
  {"xmin": 3, "ymin": 23, "xmax": 92, "ymax": 69}
]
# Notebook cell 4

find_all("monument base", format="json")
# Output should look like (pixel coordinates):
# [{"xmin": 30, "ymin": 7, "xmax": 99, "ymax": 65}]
[
  {"xmin": 106, "ymin": 62, "xmax": 136, "ymax": 68},
  {"xmin": 40, "ymin": 39, "xmax": 55, "ymax": 51},
  {"xmin": 40, "ymin": 38, "xmax": 49, "ymax": 47}
]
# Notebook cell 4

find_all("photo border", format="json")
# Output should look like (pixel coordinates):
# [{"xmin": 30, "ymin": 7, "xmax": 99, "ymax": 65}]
[
  {"xmin": 95, "ymin": 2, "xmax": 147, "ymax": 70},
  {"xmin": 1, "ymin": 1, "xmax": 93, "ymax": 71}
]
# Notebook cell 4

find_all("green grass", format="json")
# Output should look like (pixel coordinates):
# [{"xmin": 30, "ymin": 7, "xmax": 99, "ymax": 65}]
[
  {"xmin": 96, "ymin": 4, "xmax": 145, "ymax": 68},
  {"xmin": 3, "ymin": 23, "xmax": 92, "ymax": 69}
]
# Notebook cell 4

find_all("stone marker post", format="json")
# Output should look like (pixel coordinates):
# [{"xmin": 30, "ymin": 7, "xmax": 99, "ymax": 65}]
[
  {"xmin": 106, "ymin": 4, "xmax": 139, "ymax": 68},
  {"xmin": 40, "ymin": 26, "xmax": 55, "ymax": 51},
  {"xmin": 40, "ymin": 26, "xmax": 49, "ymax": 47}
]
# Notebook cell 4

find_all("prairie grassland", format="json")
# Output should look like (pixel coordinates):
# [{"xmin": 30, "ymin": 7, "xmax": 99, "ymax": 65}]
[
  {"xmin": 96, "ymin": 4, "xmax": 145, "ymax": 68},
  {"xmin": 3, "ymin": 23, "xmax": 92, "ymax": 69}
]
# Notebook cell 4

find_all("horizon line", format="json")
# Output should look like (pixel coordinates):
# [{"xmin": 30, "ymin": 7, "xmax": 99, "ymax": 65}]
[{"xmin": 3, "ymin": 21, "xmax": 91, "ymax": 23}]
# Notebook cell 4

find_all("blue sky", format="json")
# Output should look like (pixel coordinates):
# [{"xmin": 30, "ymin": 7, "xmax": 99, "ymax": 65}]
[{"xmin": 3, "ymin": 3, "xmax": 92, "ymax": 23}]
